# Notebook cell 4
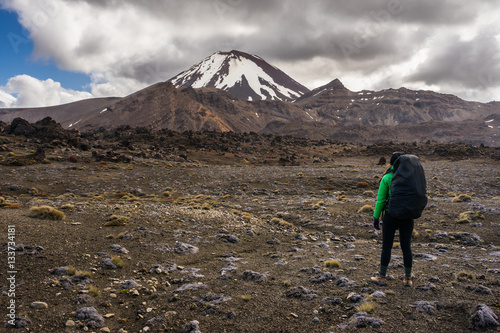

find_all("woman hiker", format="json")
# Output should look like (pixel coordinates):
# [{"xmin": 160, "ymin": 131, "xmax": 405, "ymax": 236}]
[{"xmin": 370, "ymin": 152, "xmax": 414, "ymax": 287}]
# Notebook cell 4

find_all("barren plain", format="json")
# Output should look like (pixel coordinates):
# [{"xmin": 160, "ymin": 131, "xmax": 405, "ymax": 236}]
[{"xmin": 0, "ymin": 126, "xmax": 499, "ymax": 332}]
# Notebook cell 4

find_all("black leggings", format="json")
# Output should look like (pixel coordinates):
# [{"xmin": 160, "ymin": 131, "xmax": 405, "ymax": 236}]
[{"xmin": 380, "ymin": 212, "xmax": 414, "ymax": 268}]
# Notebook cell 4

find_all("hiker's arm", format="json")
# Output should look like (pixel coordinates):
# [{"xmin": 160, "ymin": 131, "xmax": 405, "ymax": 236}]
[{"xmin": 373, "ymin": 174, "xmax": 391, "ymax": 219}]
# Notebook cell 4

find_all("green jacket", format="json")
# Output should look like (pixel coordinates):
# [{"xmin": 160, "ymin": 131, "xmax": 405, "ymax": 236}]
[{"xmin": 373, "ymin": 167, "xmax": 394, "ymax": 219}]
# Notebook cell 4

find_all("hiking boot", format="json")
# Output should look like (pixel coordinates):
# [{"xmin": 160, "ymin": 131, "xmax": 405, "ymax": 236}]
[
  {"xmin": 403, "ymin": 276, "xmax": 413, "ymax": 287},
  {"xmin": 370, "ymin": 272, "xmax": 387, "ymax": 286}
]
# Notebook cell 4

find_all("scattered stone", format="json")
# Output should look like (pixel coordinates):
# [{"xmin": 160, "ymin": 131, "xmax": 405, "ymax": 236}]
[
  {"xmin": 347, "ymin": 293, "xmax": 363, "ymax": 303},
  {"xmin": 336, "ymin": 276, "xmax": 356, "ymax": 287},
  {"xmin": 341, "ymin": 235, "xmax": 356, "ymax": 242},
  {"xmin": 101, "ymin": 258, "xmax": 118, "ymax": 270},
  {"xmin": 414, "ymin": 253, "xmax": 437, "ymax": 261},
  {"xmin": 309, "ymin": 272, "xmax": 337, "ymax": 284},
  {"xmin": 199, "ymin": 293, "xmax": 232, "ymax": 304},
  {"xmin": 339, "ymin": 311, "xmax": 384, "ymax": 329},
  {"xmin": 417, "ymin": 283, "xmax": 436, "ymax": 291},
  {"xmin": 65, "ymin": 319, "xmax": 76, "ymax": 327},
  {"xmin": 9, "ymin": 184, "xmax": 24, "ymax": 191},
  {"xmin": 184, "ymin": 320, "xmax": 202, "ymax": 333},
  {"xmin": 9, "ymin": 316, "xmax": 31, "ymax": 328},
  {"xmin": 174, "ymin": 283, "xmax": 207, "ymax": 293},
  {"xmin": 470, "ymin": 304, "xmax": 499, "ymax": 330},
  {"xmin": 150, "ymin": 262, "xmax": 177, "ymax": 273},
  {"xmin": 285, "ymin": 286, "xmax": 318, "ymax": 301},
  {"xmin": 111, "ymin": 244, "xmax": 129, "ymax": 254},
  {"xmin": 289, "ymin": 247, "xmax": 305, "ymax": 253},
  {"xmin": 165, "ymin": 311, "xmax": 178, "ymax": 318},
  {"xmin": 145, "ymin": 316, "xmax": 164, "ymax": 326},
  {"xmin": 323, "ymin": 297, "xmax": 342, "ymax": 306},
  {"xmin": 122, "ymin": 232, "xmax": 134, "ymax": 240},
  {"xmin": 173, "ymin": 242, "xmax": 199, "ymax": 255},
  {"xmin": 468, "ymin": 285, "xmax": 493, "ymax": 295},
  {"xmin": 242, "ymin": 270, "xmax": 268, "ymax": 282},
  {"xmin": 219, "ymin": 263, "xmax": 238, "ymax": 274},
  {"xmin": 52, "ymin": 266, "xmax": 71, "ymax": 275},
  {"xmin": 435, "ymin": 229, "xmax": 452, "ymax": 237},
  {"xmin": 222, "ymin": 256, "xmax": 242, "ymax": 262},
  {"xmin": 267, "ymin": 237, "xmax": 281, "ymax": 244},
  {"xmin": 370, "ymin": 291, "xmax": 386, "ymax": 298},
  {"xmin": 75, "ymin": 307, "xmax": 105, "ymax": 329},
  {"xmin": 451, "ymin": 232, "xmax": 482, "ymax": 246},
  {"xmin": 299, "ymin": 266, "xmax": 322, "ymax": 274},
  {"xmin": 411, "ymin": 301, "xmax": 437, "ymax": 313},
  {"xmin": 30, "ymin": 301, "xmax": 48, "ymax": 309},
  {"xmin": 150, "ymin": 264, "xmax": 165, "ymax": 274},
  {"xmin": 121, "ymin": 279, "xmax": 141, "ymax": 289},
  {"xmin": 295, "ymin": 233, "xmax": 307, "ymax": 240},
  {"xmin": 217, "ymin": 234, "xmax": 240, "ymax": 243}
]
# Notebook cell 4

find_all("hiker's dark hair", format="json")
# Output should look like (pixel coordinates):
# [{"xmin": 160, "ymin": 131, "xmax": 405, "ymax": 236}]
[{"xmin": 390, "ymin": 152, "xmax": 404, "ymax": 165}]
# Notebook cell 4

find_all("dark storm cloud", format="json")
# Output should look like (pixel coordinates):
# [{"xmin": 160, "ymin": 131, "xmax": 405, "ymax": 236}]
[
  {"xmin": 60, "ymin": 0, "xmax": 498, "ymax": 80},
  {"xmin": 407, "ymin": 27, "xmax": 500, "ymax": 90},
  {"xmin": 2, "ymin": 0, "xmax": 500, "ymax": 106}
]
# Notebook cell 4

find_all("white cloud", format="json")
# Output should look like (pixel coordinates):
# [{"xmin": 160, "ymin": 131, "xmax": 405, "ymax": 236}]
[
  {"xmin": 0, "ymin": 75, "xmax": 92, "ymax": 108},
  {"xmin": 0, "ymin": 89, "xmax": 16, "ymax": 108}
]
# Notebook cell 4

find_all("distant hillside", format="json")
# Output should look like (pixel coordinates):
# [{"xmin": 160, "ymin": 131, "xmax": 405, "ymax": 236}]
[
  {"xmin": 295, "ymin": 79, "xmax": 497, "ymax": 126},
  {"xmin": 0, "ymin": 97, "xmax": 119, "ymax": 125}
]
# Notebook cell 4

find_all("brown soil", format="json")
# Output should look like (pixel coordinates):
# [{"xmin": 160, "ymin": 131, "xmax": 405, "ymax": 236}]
[{"xmin": 0, "ymin": 130, "xmax": 499, "ymax": 332}]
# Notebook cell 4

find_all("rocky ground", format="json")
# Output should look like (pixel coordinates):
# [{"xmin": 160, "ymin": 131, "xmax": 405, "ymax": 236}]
[{"xmin": 0, "ymin": 120, "xmax": 499, "ymax": 332}]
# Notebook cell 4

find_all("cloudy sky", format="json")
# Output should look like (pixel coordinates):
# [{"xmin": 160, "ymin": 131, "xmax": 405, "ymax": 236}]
[{"xmin": 1, "ymin": 0, "xmax": 499, "ymax": 108}]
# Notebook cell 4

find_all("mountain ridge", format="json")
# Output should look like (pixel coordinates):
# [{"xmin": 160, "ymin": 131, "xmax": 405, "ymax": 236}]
[{"xmin": 1, "ymin": 50, "xmax": 500, "ymax": 146}]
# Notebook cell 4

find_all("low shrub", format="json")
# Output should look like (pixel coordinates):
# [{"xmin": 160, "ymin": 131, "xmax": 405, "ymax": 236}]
[
  {"xmin": 356, "ymin": 182, "xmax": 370, "ymax": 188},
  {"xmin": 104, "ymin": 215, "xmax": 129, "ymax": 226},
  {"xmin": 452, "ymin": 194, "xmax": 472, "ymax": 202},
  {"xmin": 456, "ymin": 211, "xmax": 484, "ymax": 223},
  {"xmin": 324, "ymin": 259, "xmax": 341, "ymax": 268},
  {"xmin": 29, "ymin": 206, "xmax": 65, "ymax": 220},
  {"xmin": 88, "ymin": 285, "xmax": 100, "ymax": 296},
  {"xmin": 357, "ymin": 205, "xmax": 374, "ymax": 213},
  {"xmin": 453, "ymin": 270, "xmax": 476, "ymax": 282},
  {"xmin": 111, "ymin": 256, "xmax": 125, "ymax": 268},
  {"xmin": 355, "ymin": 301, "xmax": 375, "ymax": 313}
]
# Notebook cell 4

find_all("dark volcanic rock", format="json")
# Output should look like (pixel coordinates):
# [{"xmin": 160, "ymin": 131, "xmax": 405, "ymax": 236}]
[
  {"xmin": 75, "ymin": 307, "xmax": 105, "ymax": 329},
  {"xmin": 5, "ymin": 117, "xmax": 71, "ymax": 143},
  {"xmin": 5, "ymin": 118, "xmax": 36, "ymax": 136}
]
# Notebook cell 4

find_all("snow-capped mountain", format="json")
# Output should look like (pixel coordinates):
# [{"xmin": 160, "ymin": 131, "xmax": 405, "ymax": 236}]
[{"xmin": 169, "ymin": 50, "xmax": 310, "ymax": 101}]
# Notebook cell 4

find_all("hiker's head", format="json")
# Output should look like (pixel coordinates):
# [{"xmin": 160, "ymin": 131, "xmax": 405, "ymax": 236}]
[{"xmin": 390, "ymin": 152, "xmax": 404, "ymax": 165}]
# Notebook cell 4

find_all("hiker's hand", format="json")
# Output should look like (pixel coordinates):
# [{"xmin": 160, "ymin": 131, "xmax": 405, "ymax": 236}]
[{"xmin": 373, "ymin": 218, "xmax": 380, "ymax": 230}]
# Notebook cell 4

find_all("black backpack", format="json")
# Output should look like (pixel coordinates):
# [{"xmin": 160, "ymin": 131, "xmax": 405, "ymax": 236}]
[{"xmin": 387, "ymin": 154, "xmax": 427, "ymax": 220}]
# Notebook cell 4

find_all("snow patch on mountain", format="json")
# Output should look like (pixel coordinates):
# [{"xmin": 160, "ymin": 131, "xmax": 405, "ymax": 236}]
[{"xmin": 170, "ymin": 50, "xmax": 309, "ymax": 101}]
